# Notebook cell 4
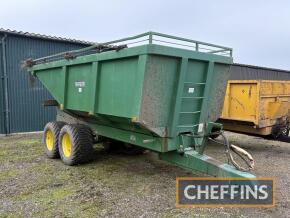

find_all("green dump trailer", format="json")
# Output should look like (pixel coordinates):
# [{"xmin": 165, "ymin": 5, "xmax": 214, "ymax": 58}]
[{"xmin": 27, "ymin": 32, "xmax": 255, "ymax": 178}]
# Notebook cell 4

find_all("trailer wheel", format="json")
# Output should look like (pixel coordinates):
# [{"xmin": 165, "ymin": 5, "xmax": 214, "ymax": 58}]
[
  {"xmin": 281, "ymin": 125, "xmax": 289, "ymax": 137},
  {"xmin": 58, "ymin": 124, "xmax": 94, "ymax": 165},
  {"xmin": 43, "ymin": 121, "xmax": 66, "ymax": 158},
  {"xmin": 209, "ymin": 127, "xmax": 222, "ymax": 139},
  {"xmin": 271, "ymin": 124, "xmax": 290, "ymax": 139}
]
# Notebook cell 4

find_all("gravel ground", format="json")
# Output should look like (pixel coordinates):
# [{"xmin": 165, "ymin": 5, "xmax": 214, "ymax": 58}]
[{"xmin": 0, "ymin": 131, "xmax": 289, "ymax": 217}]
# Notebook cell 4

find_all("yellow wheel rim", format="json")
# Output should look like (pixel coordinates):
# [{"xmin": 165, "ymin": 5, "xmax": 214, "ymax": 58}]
[
  {"xmin": 46, "ymin": 130, "xmax": 54, "ymax": 151},
  {"xmin": 62, "ymin": 133, "xmax": 72, "ymax": 158}
]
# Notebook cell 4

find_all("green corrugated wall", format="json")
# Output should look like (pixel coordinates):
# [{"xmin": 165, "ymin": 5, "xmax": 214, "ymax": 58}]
[{"xmin": 0, "ymin": 32, "xmax": 89, "ymax": 134}]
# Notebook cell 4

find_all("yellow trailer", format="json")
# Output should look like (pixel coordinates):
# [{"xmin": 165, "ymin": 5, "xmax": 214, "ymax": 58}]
[{"xmin": 219, "ymin": 80, "xmax": 290, "ymax": 138}]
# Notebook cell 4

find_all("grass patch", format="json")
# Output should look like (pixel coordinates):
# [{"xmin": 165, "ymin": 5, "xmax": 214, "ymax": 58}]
[
  {"xmin": 16, "ymin": 139, "xmax": 41, "ymax": 145},
  {"xmin": 0, "ymin": 169, "xmax": 19, "ymax": 182},
  {"xmin": 0, "ymin": 132, "xmax": 285, "ymax": 217}
]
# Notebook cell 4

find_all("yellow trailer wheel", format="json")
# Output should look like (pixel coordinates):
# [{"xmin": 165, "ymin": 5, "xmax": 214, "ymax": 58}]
[
  {"xmin": 45, "ymin": 130, "xmax": 54, "ymax": 151},
  {"xmin": 43, "ymin": 122, "xmax": 66, "ymax": 158},
  {"xmin": 61, "ymin": 133, "xmax": 72, "ymax": 158},
  {"xmin": 58, "ymin": 124, "xmax": 94, "ymax": 165}
]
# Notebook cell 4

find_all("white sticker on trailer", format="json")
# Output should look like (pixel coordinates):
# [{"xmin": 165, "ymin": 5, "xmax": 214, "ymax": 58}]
[
  {"xmin": 188, "ymin": 88, "xmax": 195, "ymax": 93},
  {"xmin": 75, "ymin": 81, "xmax": 86, "ymax": 87},
  {"xmin": 198, "ymin": 123, "xmax": 204, "ymax": 133}
]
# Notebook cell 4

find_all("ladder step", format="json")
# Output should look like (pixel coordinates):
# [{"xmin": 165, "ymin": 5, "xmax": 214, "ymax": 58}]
[
  {"xmin": 184, "ymin": 82, "xmax": 206, "ymax": 85},
  {"xmin": 177, "ymin": 124, "xmax": 199, "ymax": 128},
  {"xmin": 181, "ymin": 97, "xmax": 205, "ymax": 99},
  {"xmin": 180, "ymin": 111, "xmax": 201, "ymax": 114}
]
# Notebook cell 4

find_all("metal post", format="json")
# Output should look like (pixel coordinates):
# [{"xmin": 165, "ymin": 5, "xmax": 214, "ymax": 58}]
[
  {"xmin": 1, "ymin": 34, "xmax": 9, "ymax": 135},
  {"xmin": 148, "ymin": 32, "xmax": 153, "ymax": 44}
]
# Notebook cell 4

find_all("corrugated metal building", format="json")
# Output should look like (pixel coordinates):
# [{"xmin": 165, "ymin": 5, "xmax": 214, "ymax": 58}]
[
  {"xmin": 230, "ymin": 63, "xmax": 290, "ymax": 80},
  {"xmin": 0, "ymin": 29, "xmax": 91, "ymax": 134}
]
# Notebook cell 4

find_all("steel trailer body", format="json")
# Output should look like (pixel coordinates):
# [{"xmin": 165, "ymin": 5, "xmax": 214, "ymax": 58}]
[
  {"xmin": 29, "ymin": 32, "xmax": 255, "ymax": 178},
  {"xmin": 220, "ymin": 80, "xmax": 290, "ymax": 136}
]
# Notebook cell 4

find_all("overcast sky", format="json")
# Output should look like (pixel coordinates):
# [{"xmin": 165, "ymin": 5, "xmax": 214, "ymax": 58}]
[{"xmin": 1, "ymin": 0, "xmax": 290, "ymax": 70}]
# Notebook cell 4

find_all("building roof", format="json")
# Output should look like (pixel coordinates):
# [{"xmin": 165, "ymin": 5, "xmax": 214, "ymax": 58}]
[
  {"xmin": 233, "ymin": 62, "xmax": 290, "ymax": 73},
  {"xmin": 0, "ymin": 28, "xmax": 94, "ymax": 45}
]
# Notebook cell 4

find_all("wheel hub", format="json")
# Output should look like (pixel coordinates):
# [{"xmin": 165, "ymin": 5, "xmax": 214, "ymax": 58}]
[
  {"xmin": 46, "ymin": 130, "xmax": 54, "ymax": 151},
  {"xmin": 62, "ymin": 133, "xmax": 72, "ymax": 157}
]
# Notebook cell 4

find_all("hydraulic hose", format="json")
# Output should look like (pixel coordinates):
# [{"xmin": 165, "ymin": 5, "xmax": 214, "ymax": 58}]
[{"xmin": 210, "ymin": 132, "xmax": 255, "ymax": 172}]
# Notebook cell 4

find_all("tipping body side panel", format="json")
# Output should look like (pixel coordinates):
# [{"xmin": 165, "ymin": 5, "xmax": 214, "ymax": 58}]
[{"xmin": 220, "ymin": 80, "xmax": 290, "ymax": 135}]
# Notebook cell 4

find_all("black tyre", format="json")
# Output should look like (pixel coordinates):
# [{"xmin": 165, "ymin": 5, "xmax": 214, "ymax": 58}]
[
  {"xmin": 271, "ymin": 124, "xmax": 290, "ymax": 139},
  {"xmin": 209, "ymin": 127, "xmax": 221, "ymax": 139},
  {"xmin": 277, "ymin": 125, "xmax": 290, "ymax": 143},
  {"xmin": 43, "ymin": 121, "xmax": 66, "ymax": 158},
  {"xmin": 58, "ymin": 124, "xmax": 94, "ymax": 165},
  {"xmin": 281, "ymin": 125, "xmax": 289, "ymax": 137}
]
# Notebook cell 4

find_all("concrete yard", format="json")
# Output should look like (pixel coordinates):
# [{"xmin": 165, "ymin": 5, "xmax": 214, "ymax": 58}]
[{"xmin": 0, "ymin": 131, "xmax": 289, "ymax": 217}]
